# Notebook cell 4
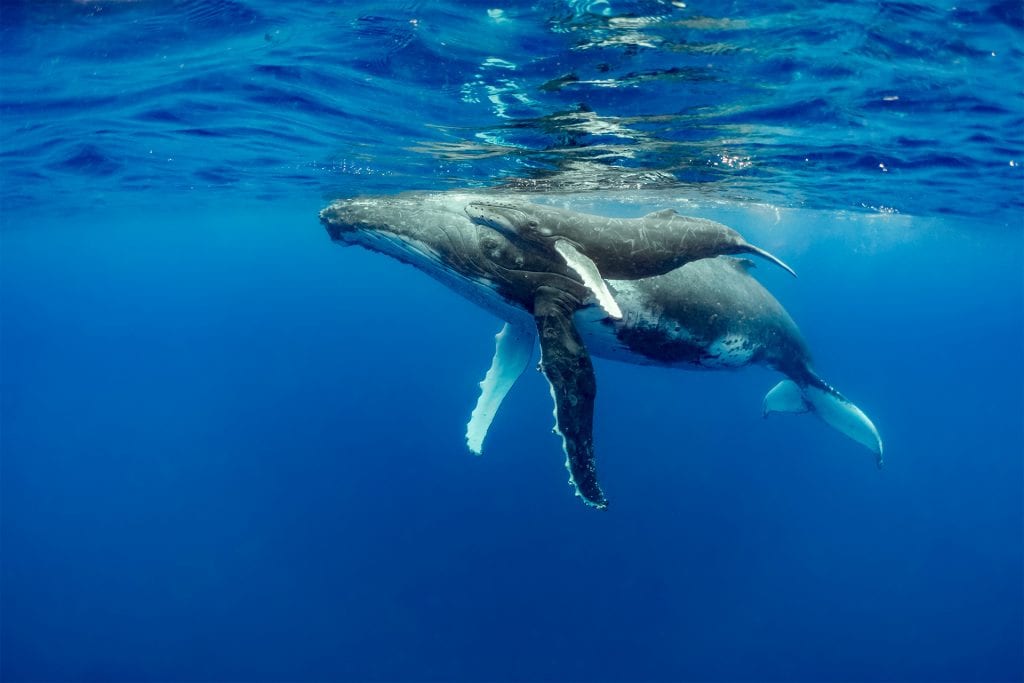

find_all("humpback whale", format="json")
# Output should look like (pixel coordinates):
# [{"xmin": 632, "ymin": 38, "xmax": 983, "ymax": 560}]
[
  {"xmin": 465, "ymin": 199, "xmax": 796, "ymax": 319},
  {"xmin": 320, "ymin": 192, "xmax": 883, "ymax": 509}
]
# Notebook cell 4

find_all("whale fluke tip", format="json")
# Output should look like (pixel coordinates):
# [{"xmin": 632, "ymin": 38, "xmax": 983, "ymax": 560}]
[{"xmin": 747, "ymin": 244, "xmax": 797, "ymax": 278}]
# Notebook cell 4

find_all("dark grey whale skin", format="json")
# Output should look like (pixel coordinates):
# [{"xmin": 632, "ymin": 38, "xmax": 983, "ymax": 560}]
[
  {"xmin": 320, "ymin": 192, "xmax": 823, "ymax": 508},
  {"xmin": 602, "ymin": 258, "xmax": 815, "ymax": 385},
  {"xmin": 465, "ymin": 200, "xmax": 796, "ymax": 280}
]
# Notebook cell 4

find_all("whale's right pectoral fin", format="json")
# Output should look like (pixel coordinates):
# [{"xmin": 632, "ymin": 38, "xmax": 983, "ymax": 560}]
[
  {"xmin": 552, "ymin": 239, "xmax": 623, "ymax": 320},
  {"xmin": 764, "ymin": 379, "xmax": 884, "ymax": 467},
  {"xmin": 466, "ymin": 320, "xmax": 536, "ymax": 455},
  {"xmin": 534, "ymin": 286, "xmax": 607, "ymax": 509}
]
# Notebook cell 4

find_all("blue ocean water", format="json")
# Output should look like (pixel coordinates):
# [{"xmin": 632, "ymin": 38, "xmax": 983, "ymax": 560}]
[{"xmin": 1, "ymin": 1, "xmax": 1022, "ymax": 681}]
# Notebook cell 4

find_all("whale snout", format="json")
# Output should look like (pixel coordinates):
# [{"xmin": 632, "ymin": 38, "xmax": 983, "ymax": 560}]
[
  {"xmin": 320, "ymin": 208, "xmax": 344, "ymax": 241},
  {"xmin": 320, "ymin": 200, "xmax": 365, "ymax": 242},
  {"xmin": 319, "ymin": 202, "xmax": 344, "ymax": 238}
]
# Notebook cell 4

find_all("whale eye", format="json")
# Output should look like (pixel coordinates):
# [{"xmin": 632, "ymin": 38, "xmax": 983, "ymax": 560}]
[{"xmin": 527, "ymin": 220, "xmax": 539, "ymax": 229}]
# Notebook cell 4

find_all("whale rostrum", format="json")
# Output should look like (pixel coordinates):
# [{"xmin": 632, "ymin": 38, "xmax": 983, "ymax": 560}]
[{"xmin": 321, "ymin": 192, "xmax": 882, "ymax": 509}]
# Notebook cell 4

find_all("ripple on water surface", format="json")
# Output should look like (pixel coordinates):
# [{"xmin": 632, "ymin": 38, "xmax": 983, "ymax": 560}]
[{"xmin": 0, "ymin": 0, "xmax": 1020, "ymax": 218}]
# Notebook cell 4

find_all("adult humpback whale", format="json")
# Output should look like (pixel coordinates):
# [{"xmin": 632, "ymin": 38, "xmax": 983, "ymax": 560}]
[
  {"xmin": 320, "ymin": 192, "xmax": 883, "ymax": 509},
  {"xmin": 465, "ymin": 199, "xmax": 797, "ymax": 319}
]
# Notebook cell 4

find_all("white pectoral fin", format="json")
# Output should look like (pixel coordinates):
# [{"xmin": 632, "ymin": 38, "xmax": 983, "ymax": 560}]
[
  {"xmin": 553, "ymin": 239, "xmax": 623, "ymax": 319},
  {"xmin": 466, "ymin": 321, "xmax": 536, "ymax": 455},
  {"xmin": 764, "ymin": 379, "xmax": 884, "ymax": 467}
]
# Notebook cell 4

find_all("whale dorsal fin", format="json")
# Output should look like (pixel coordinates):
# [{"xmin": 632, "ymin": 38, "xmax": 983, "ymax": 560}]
[
  {"xmin": 466, "ymin": 320, "xmax": 536, "ymax": 455},
  {"xmin": 553, "ymin": 239, "xmax": 623, "ymax": 320},
  {"xmin": 533, "ymin": 286, "xmax": 607, "ymax": 509},
  {"xmin": 643, "ymin": 208, "xmax": 678, "ymax": 220}
]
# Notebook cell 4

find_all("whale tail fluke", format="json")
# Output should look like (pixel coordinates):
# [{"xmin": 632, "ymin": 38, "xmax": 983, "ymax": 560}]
[
  {"xmin": 742, "ymin": 244, "xmax": 798, "ymax": 278},
  {"xmin": 763, "ymin": 379, "xmax": 884, "ymax": 467}
]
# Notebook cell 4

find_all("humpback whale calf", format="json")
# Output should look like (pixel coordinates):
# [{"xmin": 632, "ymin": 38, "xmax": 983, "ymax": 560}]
[
  {"xmin": 465, "ymin": 199, "xmax": 796, "ymax": 319},
  {"xmin": 320, "ymin": 192, "xmax": 882, "ymax": 509}
]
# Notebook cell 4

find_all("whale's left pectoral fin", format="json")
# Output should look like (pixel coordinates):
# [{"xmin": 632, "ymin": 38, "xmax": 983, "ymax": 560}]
[
  {"xmin": 534, "ymin": 286, "xmax": 607, "ymax": 509},
  {"xmin": 553, "ymin": 239, "xmax": 623, "ymax": 320},
  {"xmin": 466, "ymin": 320, "xmax": 536, "ymax": 455}
]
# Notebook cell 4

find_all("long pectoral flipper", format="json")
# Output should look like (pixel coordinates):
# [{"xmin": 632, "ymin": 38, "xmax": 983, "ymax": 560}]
[
  {"xmin": 534, "ymin": 286, "xmax": 607, "ymax": 509},
  {"xmin": 553, "ymin": 239, "xmax": 623, "ymax": 320},
  {"xmin": 466, "ymin": 320, "xmax": 536, "ymax": 455}
]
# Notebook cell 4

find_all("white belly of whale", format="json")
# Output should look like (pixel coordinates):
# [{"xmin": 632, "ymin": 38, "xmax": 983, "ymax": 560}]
[{"xmin": 703, "ymin": 333, "xmax": 755, "ymax": 368}]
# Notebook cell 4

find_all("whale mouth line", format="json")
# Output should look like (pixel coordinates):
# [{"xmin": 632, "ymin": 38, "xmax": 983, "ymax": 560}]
[{"xmin": 345, "ymin": 227, "xmax": 440, "ymax": 265}]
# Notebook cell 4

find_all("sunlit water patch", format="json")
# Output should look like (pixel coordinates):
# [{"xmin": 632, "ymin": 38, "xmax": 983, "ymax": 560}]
[{"xmin": 1, "ymin": 0, "xmax": 1021, "ymax": 218}]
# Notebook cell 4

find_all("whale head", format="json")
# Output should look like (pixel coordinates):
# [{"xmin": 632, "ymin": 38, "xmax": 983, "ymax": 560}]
[
  {"xmin": 320, "ymin": 193, "xmax": 588, "ymax": 314},
  {"xmin": 320, "ymin": 194, "xmax": 488, "ymax": 278}
]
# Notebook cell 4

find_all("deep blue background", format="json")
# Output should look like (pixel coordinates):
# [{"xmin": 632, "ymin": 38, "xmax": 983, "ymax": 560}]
[
  {"xmin": 3, "ymin": 200, "xmax": 1021, "ymax": 681},
  {"xmin": 2, "ymin": 1, "xmax": 1022, "ymax": 681}
]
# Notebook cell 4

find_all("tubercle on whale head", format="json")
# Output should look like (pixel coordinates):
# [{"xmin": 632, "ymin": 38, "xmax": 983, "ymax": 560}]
[{"xmin": 465, "ymin": 202, "xmax": 541, "ymax": 238}]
